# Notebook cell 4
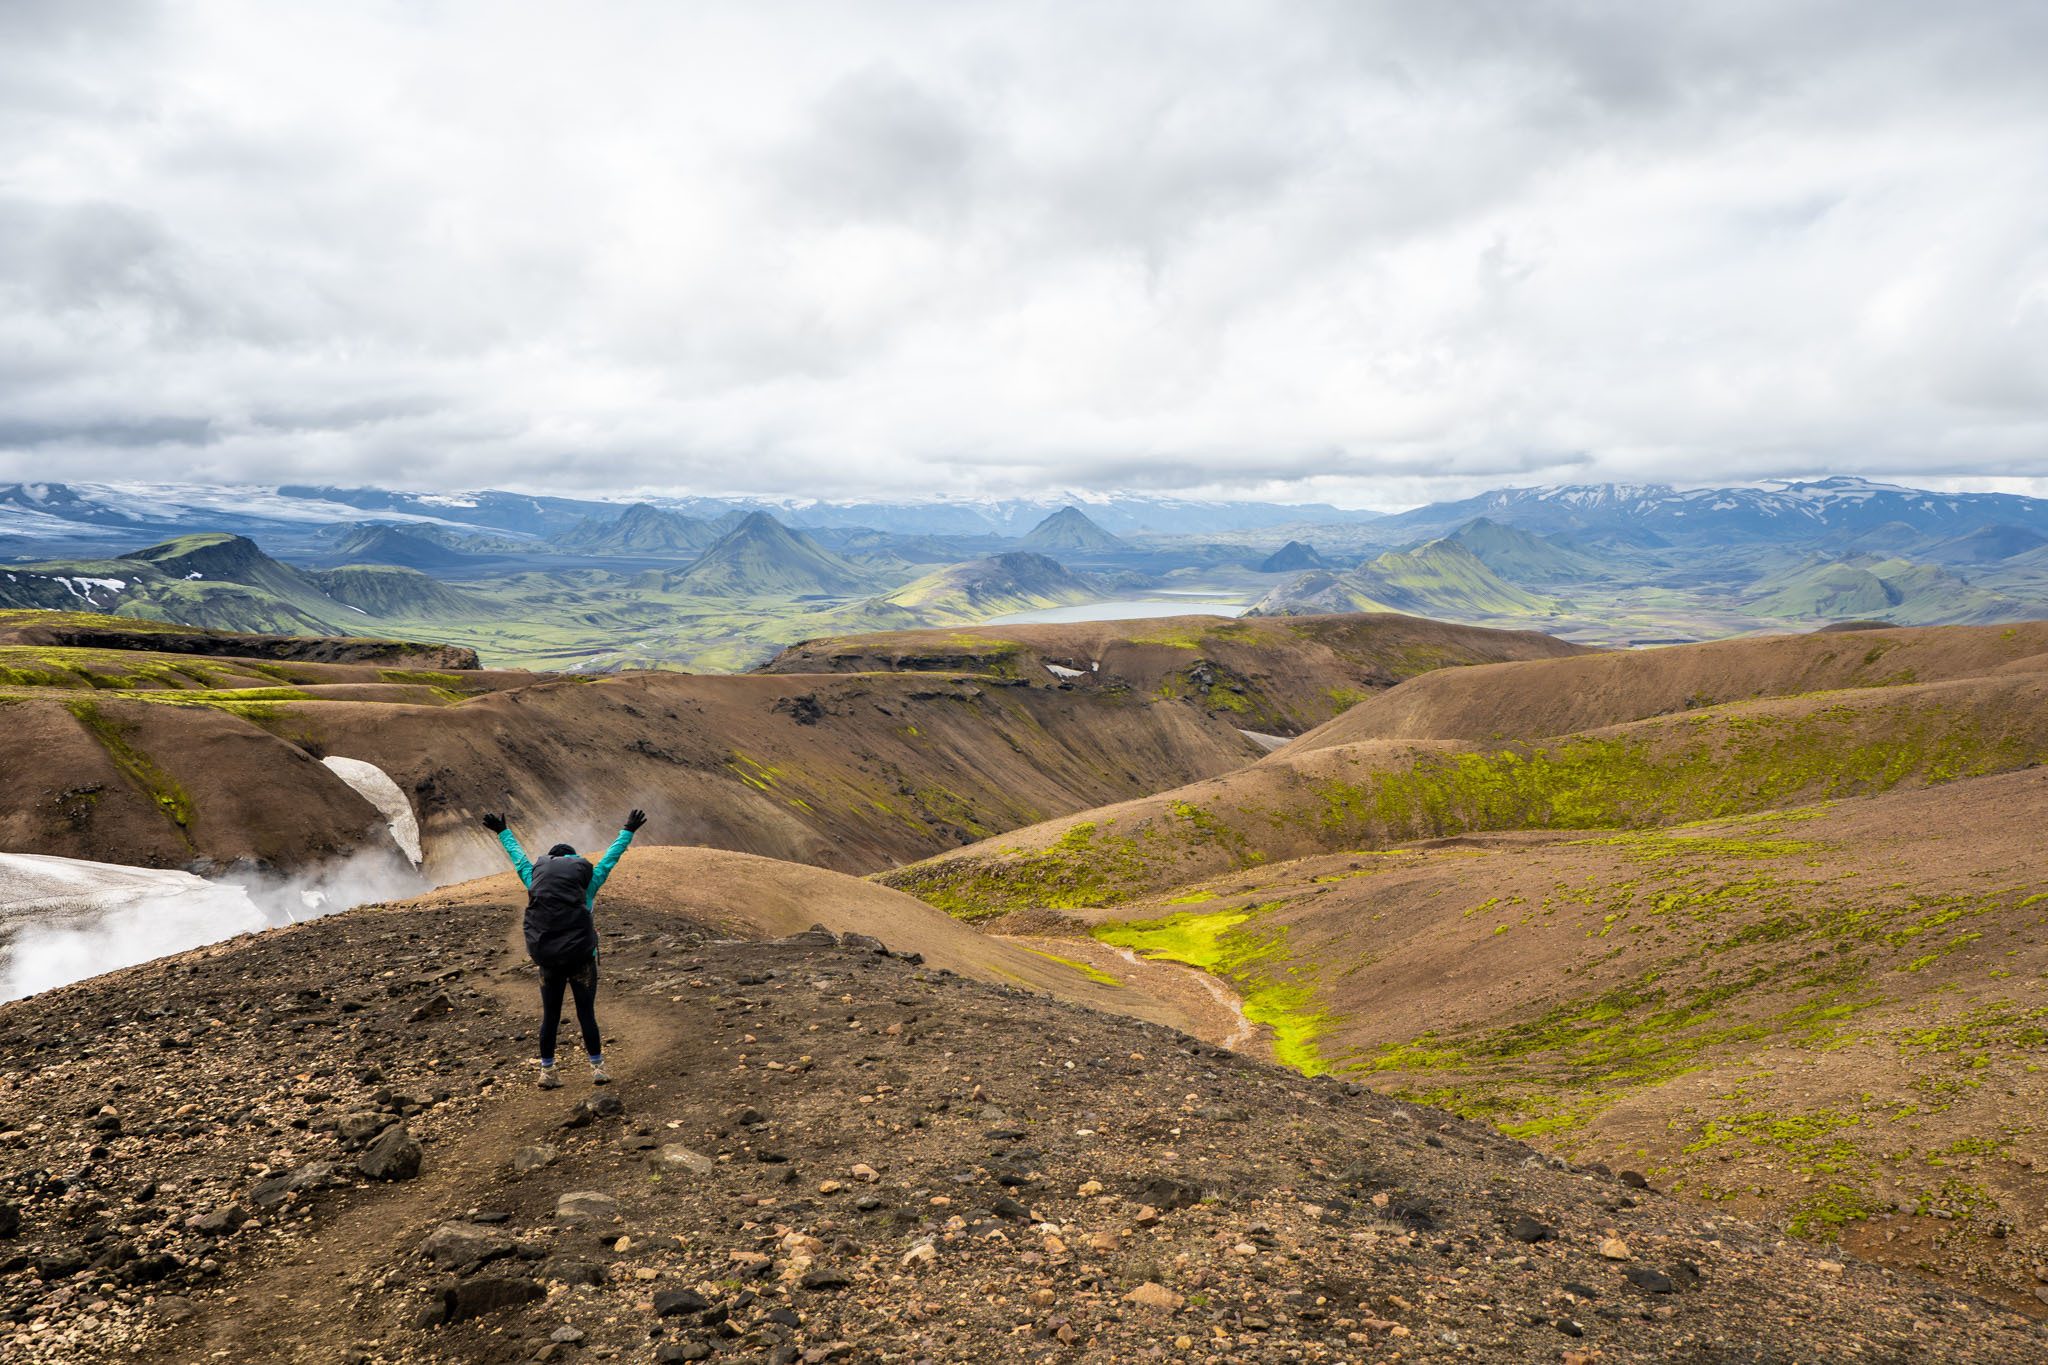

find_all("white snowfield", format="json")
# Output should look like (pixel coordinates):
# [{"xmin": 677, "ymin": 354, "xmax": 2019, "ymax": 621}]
[
  {"xmin": 320, "ymin": 756, "xmax": 422, "ymax": 865},
  {"xmin": 0, "ymin": 854, "xmax": 268, "ymax": 1003}
]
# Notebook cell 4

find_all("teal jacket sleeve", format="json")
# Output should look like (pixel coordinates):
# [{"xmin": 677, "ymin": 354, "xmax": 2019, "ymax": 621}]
[
  {"xmin": 586, "ymin": 828, "xmax": 635, "ymax": 907},
  {"xmin": 497, "ymin": 828, "xmax": 534, "ymax": 888}
]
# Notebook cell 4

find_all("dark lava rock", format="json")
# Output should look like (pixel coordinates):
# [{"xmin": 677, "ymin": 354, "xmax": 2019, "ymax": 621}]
[
  {"xmin": 420, "ymin": 1274, "xmax": 543, "ymax": 1325},
  {"xmin": 358, "ymin": 1125, "xmax": 423, "ymax": 1181},
  {"xmin": 655, "ymin": 1342, "xmax": 713, "ymax": 1363},
  {"xmin": 537, "ymin": 1257, "xmax": 607, "ymax": 1286},
  {"xmin": 561, "ymin": 1093, "xmax": 625, "ymax": 1129},
  {"xmin": 0, "ymin": 1202, "xmax": 21, "ymax": 1239},
  {"xmin": 185, "ymin": 1205, "xmax": 250, "ymax": 1235},
  {"xmin": 1132, "ymin": 1174, "xmax": 1205, "ymax": 1211},
  {"xmin": 801, "ymin": 1268, "xmax": 852, "ymax": 1291},
  {"xmin": 653, "ymin": 1287, "xmax": 712, "ymax": 1317},
  {"xmin": 417, "ymin": 1222, "xmax": 516, "ymax": 1272},
  {"xmin": 337, "ymin": 1111, "xmax": 391, "ymax": 1146},
  {"xmin": 1619, "ymin": 1170, "xmax": 1650, "ymax": 1190},
  {"xmin": 1509, "ymin": 1214, "xmax": 1554, "ymax": 1243},
  {"xmin": 1624, "ymin": 1266, "xmax": 1677, "ymax": 1294}
]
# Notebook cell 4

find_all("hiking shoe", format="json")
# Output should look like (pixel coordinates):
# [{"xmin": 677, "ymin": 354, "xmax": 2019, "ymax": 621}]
[
  {"xmin": 590, "ymin": 1063, "xmax": 612, "ymax": 1086},
  {"xmin": 537, "ymin": 1066, "xmax": 562, "ymax": 1090}
]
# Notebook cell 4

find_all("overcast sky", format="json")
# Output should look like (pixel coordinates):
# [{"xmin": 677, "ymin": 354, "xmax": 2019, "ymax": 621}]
[{"xmin": 2, "ymin": 1, "xmax": 2044, "ymax": 507}]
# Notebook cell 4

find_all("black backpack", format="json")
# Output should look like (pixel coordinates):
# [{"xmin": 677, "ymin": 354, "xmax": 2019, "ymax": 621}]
[{"xmin": 523, "ymin": 854, "xmax": 596, "ymax": 970}]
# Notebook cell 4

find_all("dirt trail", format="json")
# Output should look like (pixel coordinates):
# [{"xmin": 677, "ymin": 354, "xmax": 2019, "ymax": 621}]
[
  {"xmin": 1006, "ymin": 934, "xmax": 1261, "ymax": 1057},
  {"xmin": 186, "ymin": 926, "xmax": 691, "ymax": 1363}
]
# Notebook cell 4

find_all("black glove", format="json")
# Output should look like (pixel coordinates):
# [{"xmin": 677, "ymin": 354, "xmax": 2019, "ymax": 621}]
[
  {"xmin": 623, "ymin": 808, "xmax": 647, "ymax": 833},
  {"xmin": 481, "ymin": 812, "xmax": 507, "ymax": 834}
]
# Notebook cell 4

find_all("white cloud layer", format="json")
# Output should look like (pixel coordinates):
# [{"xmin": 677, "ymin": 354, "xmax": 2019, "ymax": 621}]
[{"xmin": 1, "ymin": 0, "xmax": 2044, "ymax": 504}]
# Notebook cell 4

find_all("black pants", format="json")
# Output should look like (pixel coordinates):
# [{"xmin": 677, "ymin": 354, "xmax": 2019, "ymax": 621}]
[{"xmin": 538, "ymin": 957, "xmax": 601, "ymax": 1062}]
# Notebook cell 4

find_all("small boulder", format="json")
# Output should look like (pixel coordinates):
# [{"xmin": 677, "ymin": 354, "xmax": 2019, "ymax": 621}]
[
  {"xmin": 358, "ymin": 1125, "xmax": 423, "ymax": 1181},
  {"xmin": 554, "ymin": 1191, "xmax": 621, "ymax": 1223},
  {"xmin": 417, "ymin": 1222, "xmax": 515, "ymax": 1272},
  {"xmin": 657, "ymin": 1145, "xmax": 717, "ymax": 1177},
  {"xmin": 652, "ymin": 1287, "xmax": 711, "ymax": 1317},
  {"xmin": 184, "ymin": 1205, "xmax": 249, "ymax": 1236},
  {"xmin": 561, "ymin": 1094, "xmax": 624, "ymax": 1129},
  {"xmin": 1124, "ymin": 1282, "xmax": 1184, "ymax": 1313},
  {"xmin": 1509, "ymin": 1214, "xmax": 1554, "ymax": 1243},
  {"xmin": 1132, "ymin": 1175, "xmax": 1204, "ymax": 1212},
  {"xmin": 510, "ymin": 1145, "xmax": 557, "ymax": 1175},
  {"xmin": 337, "ymin": 1111, "xmax": 391, "ymax": 1146},
  {"xmin": 444, "ymin": 1274, "xmax": 543, "ymax": 1322},
  {"xmin": 1624, "ymin": 1266, "xmax": 1676, "ymax": 1294}
]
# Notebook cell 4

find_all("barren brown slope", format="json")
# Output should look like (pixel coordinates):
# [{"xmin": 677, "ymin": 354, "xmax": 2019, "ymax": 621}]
[
  {"xmin": 1020, "ymin": 769, "xmax": 2048, "ymax": 1315},
  {"xmin": 882, "ymin": 662, "xmax": 2048, "ymax": 914},
  {"xmin": 1, "ymin": 662, "xmax": 1262, "ymax": 879},
  {"xmin": 4, "ymin": 850, "xmax": 2038, "ymax": 1364},
  {"xmin": 1300, "ymin": 618, "xmax": 2048, "ymax": 748},
  {"xmin": 762, "ymin": 611, "xmax": 1592, "ymax": 735}
]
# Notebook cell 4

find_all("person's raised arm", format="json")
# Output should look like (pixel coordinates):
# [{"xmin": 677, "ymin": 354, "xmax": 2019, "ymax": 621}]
[
  {"xmin": 482, "ymin": 812, "xmax": 533, "ymax": 888},
  {"xmin": 586, "ymin": 808, "xmax": 645, "ymax": 907}
]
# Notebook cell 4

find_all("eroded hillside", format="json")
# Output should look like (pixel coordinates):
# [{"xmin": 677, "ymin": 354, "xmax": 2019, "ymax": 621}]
[
  {"xmin": 762, "ymin": 612, "xmax": 1592, "ymax": 736},
  {"xmin": 3, "ymin": 849, "xmax": 2035, "ymax": 1364},
  {"xmin": 880, "ymin": 623, "xmax": 2048, "ymax": 1309}
]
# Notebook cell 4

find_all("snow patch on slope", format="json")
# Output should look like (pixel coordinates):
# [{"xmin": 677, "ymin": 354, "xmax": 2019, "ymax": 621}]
[
  {"xmin": 0, "ymin": 855, "xmax": 269, "ymax": 1003},
  {"xmin": 321, "ymin": 757, "xmax": 422, "ymax": 865}
]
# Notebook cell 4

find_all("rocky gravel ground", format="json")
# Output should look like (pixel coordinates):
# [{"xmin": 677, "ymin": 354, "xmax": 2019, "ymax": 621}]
[{"xmin": 2, "ymin": 890, "xmax": 2044, "ymax": 1363}]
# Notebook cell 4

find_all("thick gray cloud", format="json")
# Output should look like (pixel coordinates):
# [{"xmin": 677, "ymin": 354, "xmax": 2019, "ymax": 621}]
[{"xmin": 1, "ymin": 0, "xmax": 2043, "ymax": 506}]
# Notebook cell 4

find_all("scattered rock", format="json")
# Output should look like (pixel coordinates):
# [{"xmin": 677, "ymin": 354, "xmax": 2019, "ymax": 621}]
[
  {"xmin": 657, "ymin": 1145, "xmax": 717, "ymax": 1177},
  {"xmin": 1132, "ymin": 1175, "xmax": 1204, "ymax": 1211},
  {"xmin": 653, "ymin": 1287, "xmax": 712, "ymax": 1317},
  {"xmin": 1599, "ymin": 1237, "xmax": 1631, "ymax": 1260},
  {"xmin": 511, "ymin": 1145, "xmax": 558, "ymax": 1175},
  {"xmin": 1624, "ymin": 1266, "xmax": 1677, "ymax": 1294},
  {"xmin": 436, "ymin": 1274, "xmax": 544, "ymax": 1324},
  {"xmin": 554, "ymin": 1191, "xmax": 621, "ymax": 1223},
  {"xmin": 1124, "ymin": 1282, "xmax": 1185, "ymax": 1313},
  {"xmin": 1509, "ymin": 1214, "xmax": 1554, "ymax": 1243},
  {"xmin": 417, "ymin": 1222, "xmax": 516, "ymax": 1272},
  {"xmin": 561, "ymin": 1093, "xmax": 625, "ymax": 1129},
  {"xmin": 358, "ymin": 1125, "xmax": 423, "ymax": 1181}
]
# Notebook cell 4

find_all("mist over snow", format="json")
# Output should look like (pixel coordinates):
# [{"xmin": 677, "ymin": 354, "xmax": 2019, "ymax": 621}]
[{"xmin": 1, "ymin": 2, "xmax": 2045, "ymax": 507}]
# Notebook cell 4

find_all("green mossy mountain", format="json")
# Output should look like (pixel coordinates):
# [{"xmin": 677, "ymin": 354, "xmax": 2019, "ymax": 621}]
[
  {"xmin": 1446, "ymin": 517, "xmax": 1606, "ymax": 584},
  {"xmin": 557, "ymin": 502, "xmax": 719, "ymax": 556},
  {"xmin": 874, "ymin": 551, "xmax": 1094, "ymax": 620},
  {"xmin": 663, "ymin": 512, "xmax": 876, "ymax": 598},
  {"xmin": 1020, "ymin": 505, "xmax": 1127, "ymax": 553},
  {"xmin": 1256, "ymin": 540, "xmax": 1330, "ymax": 572},
  {"xmin": 1250, "ymin": 538, "xmax": 1556, "ymax": 621}
]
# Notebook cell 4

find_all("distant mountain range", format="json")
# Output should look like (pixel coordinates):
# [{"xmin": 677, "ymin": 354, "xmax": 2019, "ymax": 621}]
[
  {"xmin": 4, "ymin": 476, "xmax": 2047, "ymax": 667},
  {"xmin": 9, "ymin": 475, "xmax": 2048, "ymax": 553}
]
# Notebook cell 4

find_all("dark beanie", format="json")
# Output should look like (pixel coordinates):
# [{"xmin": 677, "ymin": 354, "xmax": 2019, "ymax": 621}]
[{"xmin": 548, "ymin": 843, "xmax": 576, "ymax": 857}]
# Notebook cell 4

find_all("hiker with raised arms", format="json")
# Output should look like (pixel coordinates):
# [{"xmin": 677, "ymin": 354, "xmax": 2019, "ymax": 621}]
[{"xmin": 481, "ymin": 807, "xmax": 647, "ymax": 1088}]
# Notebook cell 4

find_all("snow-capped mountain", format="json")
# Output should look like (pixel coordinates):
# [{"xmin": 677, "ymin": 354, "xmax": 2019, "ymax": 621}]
[{"xmin": 1379, "ymin": 478, "xmax": 2048, "ymax": 541}]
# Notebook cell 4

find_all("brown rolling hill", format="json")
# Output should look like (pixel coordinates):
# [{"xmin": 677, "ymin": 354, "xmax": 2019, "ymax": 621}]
[
  {"xmin": 1300, "ymin": 618, "xmax": 2048, "ymax": 747},
  {"xmin": 879, "ymin": 621, "xmax": 2048, "ymax": 1308},
  {"xmin": 2, "ymin": 848, "xmax": 2035, "ymax": 1363},
  {"xmin": 0, "ymin": 655, "xmax": 1262, "ymax": 879},
  {"xmin": 762, "ymin": 611, "xmax": 1592, "ymax": 736}
]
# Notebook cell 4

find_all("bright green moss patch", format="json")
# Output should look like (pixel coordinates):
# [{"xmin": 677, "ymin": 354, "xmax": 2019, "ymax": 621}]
[
  {"xmin": 64, "ymin": 698, "xmax": 194, "ymax": 833},
  {"xmin": 1020, "ymin": 946, "xmax": 1123, "ymax": 987},
  {"xmin": 885, "ymin": 820, "xmax": 1152, "ymax": 920},
  {"xmin": 1093, "ymin": 905, "xmax": 1334, "ymax": 1074}
]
